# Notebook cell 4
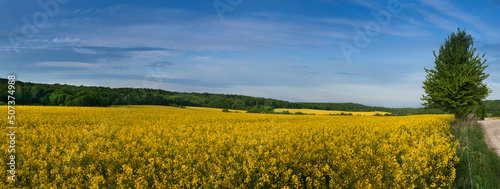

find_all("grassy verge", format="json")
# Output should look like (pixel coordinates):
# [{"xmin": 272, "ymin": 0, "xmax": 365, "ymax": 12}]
[{"xmin": 452, "ymin": 119, "xmax": 500, "ymax": 188}]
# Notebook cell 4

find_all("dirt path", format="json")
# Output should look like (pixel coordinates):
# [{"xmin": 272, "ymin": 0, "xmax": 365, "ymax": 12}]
[{"xmin": 477, "ymin": 120, "xmax": 500, "ymax": 157}]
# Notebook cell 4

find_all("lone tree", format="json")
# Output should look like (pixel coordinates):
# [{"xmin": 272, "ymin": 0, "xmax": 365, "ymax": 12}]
[{"xmin": 422, "ymin": 28, "xmax": 491, "ymax": 119}]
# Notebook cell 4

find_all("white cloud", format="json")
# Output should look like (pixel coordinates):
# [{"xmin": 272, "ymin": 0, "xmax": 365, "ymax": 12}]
[
  {"xmin": 144, "ymin": 75, "xmax": 172, "ymax": 79},
  {"xmin": 34, "ymin": 61, "xmax": 99, "ymax": 68},
  {"xmin": 73, "ymin": 48, "xmax": 97, "ymax": 54},
  {"xmin": 53, "ymin": 37, "xmax": 81, "ymax": 43}
]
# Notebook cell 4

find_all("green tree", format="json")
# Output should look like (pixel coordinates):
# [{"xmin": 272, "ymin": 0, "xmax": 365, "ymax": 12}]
[
  {"xmin": 473, "ymin": 101, "xmax": 486, "ymax": 120},
  {"xmin": 422, "ymin": 28, "xmax": 491, "ymax": 118}
]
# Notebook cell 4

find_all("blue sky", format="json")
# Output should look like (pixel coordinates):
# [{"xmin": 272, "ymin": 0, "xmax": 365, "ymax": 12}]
[{"xmin": 1, "ymin": 0, "xmax": 500, "ymax": 107}]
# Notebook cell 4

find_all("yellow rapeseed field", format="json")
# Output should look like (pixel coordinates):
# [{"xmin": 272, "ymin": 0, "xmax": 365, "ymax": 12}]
[
  {"xmin": 0, "ymin": 106, "xmax": 458, "ymax": 188},
  {"xmin": 274, "ymin": 108, "xmax": 389, "ymax": 116}
]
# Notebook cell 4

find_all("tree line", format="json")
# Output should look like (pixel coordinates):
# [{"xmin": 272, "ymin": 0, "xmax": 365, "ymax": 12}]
[
  {"xmin": 483, "ymin": 100, "xmax": 500, "ymax": 117},
  {"xmin": 1, "ymin": 78, "xmax": 444, "ymax": 115}
]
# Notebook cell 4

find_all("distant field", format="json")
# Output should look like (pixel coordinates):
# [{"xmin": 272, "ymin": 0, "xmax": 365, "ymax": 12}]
[
  {"xmin": 274, "ymin": 108, "xmax": 390, "ymax": 116},
  {"xmin": 185, "ymin": 106, "xmax": 247, "ymax": 113},
  {"xmin": 113, "ymin": 105, "xmax": 247, "ymax": 113}
]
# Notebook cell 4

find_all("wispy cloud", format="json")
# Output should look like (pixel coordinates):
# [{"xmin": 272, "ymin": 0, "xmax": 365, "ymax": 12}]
[
  {"xmin": 419, "ymin": 0, "xmax": 500, "ymax": 38},
  {"xmin": 53, "ymin": 37, "xmax": 80, "ymax": 43},
  {"xmin": 304, "ymin": 72, "xmax": 320, "ymax": 75},
  {"xmin": 60, "ymin": 73, "xmax": 233, "ymax": 88},
  {"xmin": 149, "ymin": 61, "xmax": 175, "ymax": 67},
  {"xmin": 34, "ymin": 61, "xmax": 99, "ymax": 68},
  {"xmin": 418, "ymin": 9, "xmax": 457, "ymax": 31},
  {"xmin": 0, "ymin": 0, "xmax": 498, "ymax": 107},
  {"xmin": 335, "ymin": 72, "xmax": 367, "ymax": 76},
  {"xmin": 350, "ymin": 0, "xmax": 382, "ymax": 10}
]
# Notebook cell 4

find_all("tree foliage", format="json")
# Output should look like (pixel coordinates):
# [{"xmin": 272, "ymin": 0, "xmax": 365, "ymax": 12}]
[{"xmin": 422, "ymin": 28, "xmax": 491, "ymax": 118}]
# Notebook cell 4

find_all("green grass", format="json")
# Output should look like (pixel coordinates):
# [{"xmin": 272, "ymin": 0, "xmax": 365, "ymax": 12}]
[{"xmin": 452, "ymin": 119, "xmax": 500, "ymax": 188}]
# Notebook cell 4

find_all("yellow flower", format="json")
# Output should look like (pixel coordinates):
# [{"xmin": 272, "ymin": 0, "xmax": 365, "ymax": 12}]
[{"xmin": 0, "ymin": 106, "xmax": 457, "ymax": 188}]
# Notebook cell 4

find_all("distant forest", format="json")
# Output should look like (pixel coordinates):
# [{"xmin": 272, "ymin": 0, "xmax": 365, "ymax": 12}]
[
  {"xmin": 482, "ymin": 100, "xmax": 500, "ymax": 117},
  {"xmin": 0, "ymin": 78, "xmax": 450, "ymax": 115}
]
